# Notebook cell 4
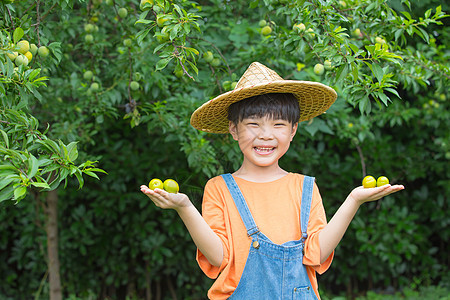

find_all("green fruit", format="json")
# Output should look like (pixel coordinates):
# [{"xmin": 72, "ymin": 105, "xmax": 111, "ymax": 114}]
[
  {"xmin": 38, "ymin": 46, "xmax": 50, "ymax": 57},
  {"xmin": 156, "ymin": 31, "xmax": 169, "ymax": 43},
  {"xmin": 85, "ymin": 34, "xmax": 94, "ymax": 43},
  {"xmin": 306, "ymin": 28, "xmax": 315, "ymax": 37},
  {"xmin": 376, "ymin": 176, "xmax": 389, "ymax": 187},
  {"xmin": 174, "ymin": 69, "xmax": 184, "ymax": 78},
  {"xmin": 258, "ymin": 20, "xmax": 267, "ymax": 27},
  {"xmin": 90, "ymin": 82, "xmax": 99, "ymax": 91},
  {"xmin": 84, "ymin": 23, "xmax": 95, "ymax": 33},
  {"xmin": 261, "ymin": 25, "xmax": 272, "ymax": 36},
  {"xmin": 83, "ymin": 70, "xmax": 94, "ymax": 80},
  {"xmin": 156, "ymin": 15, "xmax": 168, "ymax": 27},
  {"xmin": 222, "ymin": 80, "xmax": 231, "ymax": 90},
  {"xmin": 163, "ymin": 179, "xmax": 179, "ymax": 193},
  {"xmin": 313, "ymin": 63, "xmax": 324, "ymax": 75},
  {"xmin": 17, "ymin": 40, "xmax": 30, "ymax": 54},
  {"xmin": 24, "ymin": 51, "xmax": 32, "ymax": 62},
  {"xmin": 230, "ymin": 81, "xmax": 238, "ymax": 90},
  {"xmin": 133, "ymin": 72, "xmax": 142, "ymax": 81},
  {"xmin": 140, "ymin": 0, "xmax": 154, "ymax": 10},
  {"xmin": 6, "ymin": 51, "xmax": 18, "ymax": 61},
  {"xmin": 324, "ymin": 60, "xmax": 332, "ymax": 70},
  {"xmin": 352, "ymin": 28, "xmax": 362, "ymax": 37},
  {"xmin": 14, "ymin": 55, "xmax": 25, "ymax": 66},
  {"xmin": 105, "ymin": 0, "xmax": 114, "ymax": 5},
  {"xmin": 211, "ymin": 58, "xmax": 221, "ymax": 67},
  {"xmin": 293, "ymin": 23, "xmax": 306, "ymax": 33},
  {"xmin": 30, "ymin": 44, "xmax": 38, "ymax": 55},
  {"xmin": 118, "ymin": 7, "xmax": 128, "ymax": 18},
  {"xmin": 123, "ymin": 38, "xmax": 132, "ymax": 47},
  {"xmin": 362, "ymin": 175, "xmax": 376, "ymax": 188},
  {"xmin": 375, "ymin": 36, "xmax": 386, "ymax": 44},
  {"xmin": 130, "ymin": 81, "xmax": 140, "ymax": 91},
  {"xmin": 203, "ymin": 51, "xmax": 214, "ymax": 63},
  {"xmin": 149, "ymin": 178, "xmax": 164, "ymax": 190}
]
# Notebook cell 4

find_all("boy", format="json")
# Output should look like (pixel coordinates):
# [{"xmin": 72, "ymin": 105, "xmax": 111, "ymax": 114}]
[{"xmin": 140, "ymin": 62, "xmax": 404, "ymax": 299}]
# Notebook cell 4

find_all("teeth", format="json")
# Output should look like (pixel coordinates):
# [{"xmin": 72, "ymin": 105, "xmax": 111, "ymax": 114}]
[{"xmin": 255, "ymin": 147, "xmax": 274, "ymax": 151}]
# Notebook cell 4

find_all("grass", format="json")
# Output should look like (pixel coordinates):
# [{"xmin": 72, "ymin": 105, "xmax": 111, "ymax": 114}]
[{"xmin": 321, "ymin": 284, "xmax": 450, "ymax": 300}]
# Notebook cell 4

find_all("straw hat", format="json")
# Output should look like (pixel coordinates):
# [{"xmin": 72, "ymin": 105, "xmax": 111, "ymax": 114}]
[{"xmin": 190, "ymin": 62, "xmax": 337, "ymax": 134}]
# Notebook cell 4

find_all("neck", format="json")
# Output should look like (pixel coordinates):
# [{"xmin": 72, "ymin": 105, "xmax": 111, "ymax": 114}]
[{"xmin": 233, "ymin": 162, "xmax": 288, "ymax": 183}]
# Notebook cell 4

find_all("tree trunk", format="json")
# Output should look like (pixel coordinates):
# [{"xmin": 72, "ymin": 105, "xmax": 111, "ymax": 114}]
[{"xmin": 46, "ymin": 189, "xmax": 62, "ymax": 300}]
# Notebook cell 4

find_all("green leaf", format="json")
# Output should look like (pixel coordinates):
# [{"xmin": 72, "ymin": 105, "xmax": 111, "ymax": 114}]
[
  {"xmin": 249, "ymin": 0, "xmax": 259, "ymax": 8},
  {"xmin": 385, "ymin": 87, "xmax": 401, "ymax": 98},
  {"xmin": 377, "ymin": 92, "xmax": 390, "ymax": 106},
  {"xmin": 27, "ymin": 153, "xmax": 39, "ymax": 178},
  {"xmin": 335, "ymin": 64, "xmax": 349, "ymax": 85},
  {"xmin": 351, "ymin": 62, "xmax": 359, "ymax": 82},
  {"xmin": 66, "ymin": 141, "xmax": 79, "ymax": 162},
  {"xmin": 371, "ymin": 63, "xmax": 384, "ymax": 83},
  {"xmin": 87, "ymin": 168, "xmax": 108, "ymax": 174},
  {"xmin": 155, "ymin": 57, "xmax": 172, "ymax": 71},
  {"xmin": 400, "ymin": 11, "xmax": 413, "ymax": 21},
  {"xmin": 394, "ymin": 29, "xmax": 404, "ymax": 42},
  {"xmin": 0, "ymin": 129, "xmax": 9, "ymax": 148},
  {"xmin": 14, "ymin": 185, "xmax": 27, "ymax": 201},
  {"xmin": 13, "ymin": 27, "xmax": 24, "ymax": 44},
  {"xmin": 31, "ymin": 182, "xmax": 51, "ymax": 189},
  {"xmin": 0, "ymin": 176, "xmax": 16, "ymax": 191},
  {"xmin": 0, "ymin": 165, "xmax": 17, "ymax": 176},
  {"xmin": 185, "ymin": 47, "xmax": 199, "ymax": 56},
  {"xmin": 170, "ymin": 24, "xmax": 181, "ymax": 40},
  {"xmin": 74, "ymin": 169, "xmax": 84, "ymax": 189},
  {"xmin": 84, "ymin": 170, "xmax": 100, "ymax": 180},
  {"xmin": 0, "ymin": 185, "xmax": 14, "ymax": 202},
  {"xmin": 28, "ymin": 69, "xmax": 41, "ymax": 81},
  {"xmin": 359, "ymin": 96, "xmax": 371, "ymax": 115}
]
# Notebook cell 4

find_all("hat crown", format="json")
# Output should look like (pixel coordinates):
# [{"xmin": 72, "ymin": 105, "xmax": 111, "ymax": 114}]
[{"xmin": 235, "ymin": 62, "xmax": 284, "ymax": 90}]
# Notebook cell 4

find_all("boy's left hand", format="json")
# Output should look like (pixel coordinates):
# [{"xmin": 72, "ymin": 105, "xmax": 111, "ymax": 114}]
[{"xmin": 349, "ymin": 184, "xmax": 405, "ymax": 206}]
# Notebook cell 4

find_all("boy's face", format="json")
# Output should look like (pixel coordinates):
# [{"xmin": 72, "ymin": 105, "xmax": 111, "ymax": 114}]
[{"xmin": 229, "ymin": 116, "xmax": 298, "ymax": 170}]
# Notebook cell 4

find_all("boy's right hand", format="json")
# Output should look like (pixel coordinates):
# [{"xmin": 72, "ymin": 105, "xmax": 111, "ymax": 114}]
[{"xmin": 140, "ymin": 185, "xmax": 192, "ymax": 211}]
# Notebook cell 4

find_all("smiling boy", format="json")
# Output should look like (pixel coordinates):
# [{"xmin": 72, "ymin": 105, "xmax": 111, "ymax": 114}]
[{"xmin": 141, "ymin": 62, "xmax": 404, "ymax": 299}]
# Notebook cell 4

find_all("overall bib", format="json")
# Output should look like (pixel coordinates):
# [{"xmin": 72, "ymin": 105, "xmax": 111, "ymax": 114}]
[{"xmin": 221, "ymin": 174, "xmax": 318, "ymax": 300}]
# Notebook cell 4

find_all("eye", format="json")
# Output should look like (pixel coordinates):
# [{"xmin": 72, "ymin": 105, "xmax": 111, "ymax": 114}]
[
  {"xmin": 245, "ymin": 120, "xmax": 259, "ymax": 126},
  {"xmin": 274, "ymin": 121, "xmax": 288, "ymax": 127}
]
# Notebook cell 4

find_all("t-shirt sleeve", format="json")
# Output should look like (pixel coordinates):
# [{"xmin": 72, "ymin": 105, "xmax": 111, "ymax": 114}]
[
  {"xmin": 196, "ymin": 179, "xmax": 230, "ymax": 279},
  {"xmin": 303, "ymin": 182, "xmax": 333, "ymax": 274}
]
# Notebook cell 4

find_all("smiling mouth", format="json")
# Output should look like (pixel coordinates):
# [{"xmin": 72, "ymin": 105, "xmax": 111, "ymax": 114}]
[{"xmin": 254, "ymin": 146, "xmax": 275, "ymax": 154}]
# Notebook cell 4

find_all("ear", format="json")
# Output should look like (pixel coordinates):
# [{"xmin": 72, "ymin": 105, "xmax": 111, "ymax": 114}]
[
  {"xmin": 290, "ymin": 122, "xmax": 298, "ymax": 141},
  {"xmin": 229, "ymin": 121, "xmax": 239, "ymax": 141}
]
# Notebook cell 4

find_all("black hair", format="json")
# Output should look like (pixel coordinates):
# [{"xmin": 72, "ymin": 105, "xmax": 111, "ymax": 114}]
[{"xmin": 227, "ymin": 93, "xmax": 300, "ymax": 125}]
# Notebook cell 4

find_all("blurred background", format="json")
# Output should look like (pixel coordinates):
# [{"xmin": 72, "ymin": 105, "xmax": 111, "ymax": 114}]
[{"xmin": 0, "ymin": 0, "xmax": 448, "ymax": 299}]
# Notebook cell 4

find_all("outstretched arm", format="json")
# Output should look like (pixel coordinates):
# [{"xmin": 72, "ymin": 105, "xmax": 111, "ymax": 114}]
[
  {"xmin": 318, "ymin": 184, "xmax": 405, "ymax": 263},
  {"xmin": 140, "ymin": 185, "xmax": 224, "ymax": 267}
]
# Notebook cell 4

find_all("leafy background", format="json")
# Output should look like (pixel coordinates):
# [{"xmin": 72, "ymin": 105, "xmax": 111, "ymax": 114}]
[{"xmin": 0, "ymin": 0, "xmax": 449, "ymax": 299}]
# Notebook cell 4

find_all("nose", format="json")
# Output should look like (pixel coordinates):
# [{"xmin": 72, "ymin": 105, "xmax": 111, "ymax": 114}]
[{"xmin": 258, "ymin": 125, "xmax": 274, "ymax": 140}]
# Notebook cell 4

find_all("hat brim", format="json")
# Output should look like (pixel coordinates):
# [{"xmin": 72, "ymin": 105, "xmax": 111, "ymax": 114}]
[{"xmin": 190, "ymin": 80, "xmax": 337, "ymax": 134}]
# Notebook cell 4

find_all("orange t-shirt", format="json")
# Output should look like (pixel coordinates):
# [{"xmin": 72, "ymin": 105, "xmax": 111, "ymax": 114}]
[{"xmin": 196, "ymin": 173, "xmax": 333, "ymax": 299}]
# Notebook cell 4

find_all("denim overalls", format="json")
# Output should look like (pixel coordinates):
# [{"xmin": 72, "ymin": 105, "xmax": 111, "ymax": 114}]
[{"xmin": 221, "ymin": 174, "xmax": 318, "ymax": 300}]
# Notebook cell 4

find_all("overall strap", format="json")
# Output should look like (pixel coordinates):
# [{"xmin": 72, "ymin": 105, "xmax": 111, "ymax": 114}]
[
  {"xmin": 221, "ymin": 174, "xmax": 260, "ymax": 236},
  {"xmin": 300, "ymin": 176, "xmax": 315, "ymax": 243}
]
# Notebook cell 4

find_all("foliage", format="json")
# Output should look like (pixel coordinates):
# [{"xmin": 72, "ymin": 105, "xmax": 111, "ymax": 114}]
[
  {"xmin": 0, "ymin": 0, "xmax": 449, "ymax": 299},
  {"xmin": 0, "ymin": 27, "xmax": 105, "ymax": 203}
]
